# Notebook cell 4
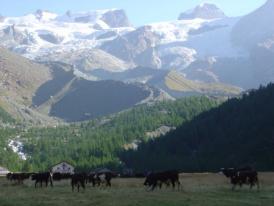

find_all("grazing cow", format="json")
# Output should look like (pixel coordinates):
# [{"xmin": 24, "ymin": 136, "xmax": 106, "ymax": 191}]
[
  {"xmin": 88, "ymin": 172, "xmax": 114, "ymax": 188},
  {"xmin": 71, "ymin": 173, "xmax": 87, "ymax": 192},
  {"xmin": 98, "ymin": 172, "xmax": 113, "ymax": 187},
  {"xmin": 144, "ymin": 170, "xmax": 181, "ymax": 191},
  {"xmin": 6, "ymin": 173, "xmax": 32, "ymax": 184},
  {"xmin": 87, "ymin": 173, "xmax": 101, "ymax": 187},
  {"xmin": 32, "ymin": 172, "xmax": 53, "ymax": 188},
  {"xmin": 220, "ymin": 167, "xmax": 259, "ymax": 190}
]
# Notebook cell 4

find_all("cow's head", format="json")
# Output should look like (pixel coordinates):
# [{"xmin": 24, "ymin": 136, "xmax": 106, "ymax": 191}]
[
  {"xmin": 144, "ymin": 173, "xmax": 153, "ymax": 186},
  {"xmin": 220, "ymin": 168, "xmax": 237, "ymax": 178}
]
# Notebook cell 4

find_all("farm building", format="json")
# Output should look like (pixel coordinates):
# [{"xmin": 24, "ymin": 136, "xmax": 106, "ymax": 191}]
[
  {"xmin": 0, "ymin": 166, "xmax": 10, "ymax": 176},
  {"xmin": 51, "ymin": 161, "xmax": 74, "ymax": 174}
]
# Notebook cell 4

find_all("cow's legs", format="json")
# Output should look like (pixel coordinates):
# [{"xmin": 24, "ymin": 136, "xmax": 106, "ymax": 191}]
[
  {"xmin": 158, "ymin": 182, "xmax": 162, "ymax": 189},
  {"xmin": 256, "ymin": 178, "xmax": 260, "ymax": 190},
  {"xmin": 81, "ymin": 181, "xmax": 85, "ymax": 191},
  {"xmin": 177, "ymin": 180, "xmax": 181, "ymax": 190},
  {"xmin": 106, "ymin": 180, "xmax": 111, "ymax": 187},
  {"xmin": 232, "ymin": 184, "xmax": 236, "ymax": 191},
  {"xmin": 50, "ymin": 178, "xmax": 53, "ymax": 187},
  {"xmin": 250, "ymin": 183, "xmax": 254, "ymax": 190},
  {"xmin": 151, "ymin": 183, "xmax": 157, "ymax": 191},
  {"xmin": 257, "ymin": 181, "xmax": 260, "ymax": 190},
  {"xmin": 171, "ymin": 180, "xmax": 176, "ymax": 190}
]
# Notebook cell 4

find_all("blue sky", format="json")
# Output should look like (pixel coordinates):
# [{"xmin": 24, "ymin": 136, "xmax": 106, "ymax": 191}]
[{"xmin": 0, "ymin": 0, "xmax": 267, "ymax": 26}]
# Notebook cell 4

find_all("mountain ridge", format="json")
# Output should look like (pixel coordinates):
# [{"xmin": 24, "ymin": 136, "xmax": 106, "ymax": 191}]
[
  {"xmin": 178, "ymin": 3, "xmax": 226, "ymax": 20},
  {"xmin": 0, "ymin": 1, "xmax": 274, "ymax": 96}
]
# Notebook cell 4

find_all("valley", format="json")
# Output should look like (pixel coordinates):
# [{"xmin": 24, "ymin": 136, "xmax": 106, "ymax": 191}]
[{"xmin": 0, "ymin": 0, "xmax": 273, "ymax": 182}]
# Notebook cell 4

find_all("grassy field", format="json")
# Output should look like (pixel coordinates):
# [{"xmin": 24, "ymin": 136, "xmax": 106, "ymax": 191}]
[{"xmin": 0, "ymin": 173, "xmax": 274, "ymax": 206}]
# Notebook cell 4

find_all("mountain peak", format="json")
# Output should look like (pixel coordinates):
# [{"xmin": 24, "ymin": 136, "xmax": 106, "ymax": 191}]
[
  {"xmin": 101, "ymin": 9, "xmax": 131, "ymax": 27},
  {"xmin": 34, "ymin": 9, "xmax": 58, "ymax": 21},
  {"xmin": 56, "ymin": 9, "xmax": 131, "ymax": 28},
  {"xmin": 178, "ymin": 3, "xmax": 226, "ymax": 20}
]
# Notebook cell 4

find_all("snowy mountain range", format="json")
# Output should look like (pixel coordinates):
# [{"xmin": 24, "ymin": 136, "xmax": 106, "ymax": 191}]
[{"xmin": 0, "ymin": 1, "xmax": 274, "ymax": 92}]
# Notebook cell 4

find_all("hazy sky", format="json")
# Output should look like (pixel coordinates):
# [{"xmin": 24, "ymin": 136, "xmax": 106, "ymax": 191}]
[{"xmin": 0, "ymin": 0, "xmax": 267, "ymax": 26}]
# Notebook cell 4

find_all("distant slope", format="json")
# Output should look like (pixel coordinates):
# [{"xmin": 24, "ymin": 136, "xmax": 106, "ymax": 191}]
[
  {"xmin": 30, "ymin": 62, "xmax": 162, "ymax": 122},
  {"xmin": 231, "ymin": 0, "xmax": 274, "ymax": 49},
  {"xmin": 91, "ymin": 68, "xmax": 242, "ymax": 98},
  {"xmin": 49, "ymin": 80, "xmax": 151, "ymax": 122},
  {"xmin": 121, "ymin": 83, "xmax": 274, "ymax": 172},
  {"xmin": 165, "ymin": 70, "xmax": 242, "ymax": 95},
  {"xmin": 0, "ymin": 47, "xmax": 57, "ymax": 124},
  {"xmin": 32, "ymin": 62, "xmax": 75, "ymax": 107},
  {"xmin": 0, "ymin": 47, "xmax": 51, "ymax": 105}
]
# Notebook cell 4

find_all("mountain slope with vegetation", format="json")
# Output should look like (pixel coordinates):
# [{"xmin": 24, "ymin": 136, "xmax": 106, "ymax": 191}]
[
  {"xmin": 165, "ymin": 70, "xmax": 242, "ymax": 95},
  {"xmin": 3, "ymin": 96, "xmax": 219, "ymax": 172},
  {"xmin": 121, "ymin": 84, "xmax": 274, "ymax": 172},
  {"xmin": 0, "ymin": 106, "xmax": 15, "ymax": 124}
]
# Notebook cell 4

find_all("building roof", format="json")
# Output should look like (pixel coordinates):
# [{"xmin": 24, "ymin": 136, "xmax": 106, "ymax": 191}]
[
  {"xmin": 0, "ymin": 166, "xmax": 10, "ymax": 173},
  {"xmin": 51, "ymin": 161, "xmax": 74, "ymax": 168}
]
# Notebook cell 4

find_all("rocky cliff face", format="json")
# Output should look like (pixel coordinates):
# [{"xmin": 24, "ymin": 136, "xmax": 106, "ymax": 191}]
[{"xmin": 101, "ymin": 9, "xmax": 131, "ymax": 28}]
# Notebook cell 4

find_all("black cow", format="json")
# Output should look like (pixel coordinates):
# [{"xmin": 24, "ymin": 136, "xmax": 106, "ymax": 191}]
[
  {"xmin": 221, "ymin": 167, "xmax": 259, "ymax": 190},
  {"xmin": 71, "ymin": 173, "xmax": 87, "ymax": 192},
  {"xmin": 32, "ymin": 172, "xmax": 53, "ymax": 188},
  {"xmin": 6, "ymin": 173, "xmax": 32, "ymax": 184},
  {"xmin": 144, "ymin": 170, "xmax": 181, "ymax": 191}
]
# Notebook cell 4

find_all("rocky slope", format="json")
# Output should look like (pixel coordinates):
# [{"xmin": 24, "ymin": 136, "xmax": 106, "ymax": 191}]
[
  {"xmin": 0, "ymin": 47, "xmax": 57, "ymax": 124},
  {"xmin": 0, "ymin": 48, "xmax": 166, "ymax": 123}
]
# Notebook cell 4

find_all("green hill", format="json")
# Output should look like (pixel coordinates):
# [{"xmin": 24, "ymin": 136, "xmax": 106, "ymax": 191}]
[
  {"xmin": 121, "ymin": 83, "xmax": 274, "ymax": 172},
  {"xmin": 10, "ymin": 96, "xmax": 218, "ymax": 172}
]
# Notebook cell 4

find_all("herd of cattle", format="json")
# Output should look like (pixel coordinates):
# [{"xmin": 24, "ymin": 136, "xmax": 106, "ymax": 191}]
[
  {"xmin": 6, "ymin": 171, "xmax": 113, "ymax": 192},
  {"xmin": 5, "ymin": 166, "xmax": 259, "ymax": 192}
]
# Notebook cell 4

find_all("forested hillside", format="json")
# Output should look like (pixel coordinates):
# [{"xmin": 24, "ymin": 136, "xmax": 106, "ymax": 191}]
[
  {"xmin": 121, "ymin": 84, "xmax": 274, "ymax": 172},
  {"xmin": 0, "ymin": 128, "xmax": 25, "ymax": 171},
  {"xmin": 0, "ymin": 107, "xmax": 15, "ymax": 124},
  {"xmin": 10, "ymin": 96, "xmax": 219, "ymax": 172}
]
